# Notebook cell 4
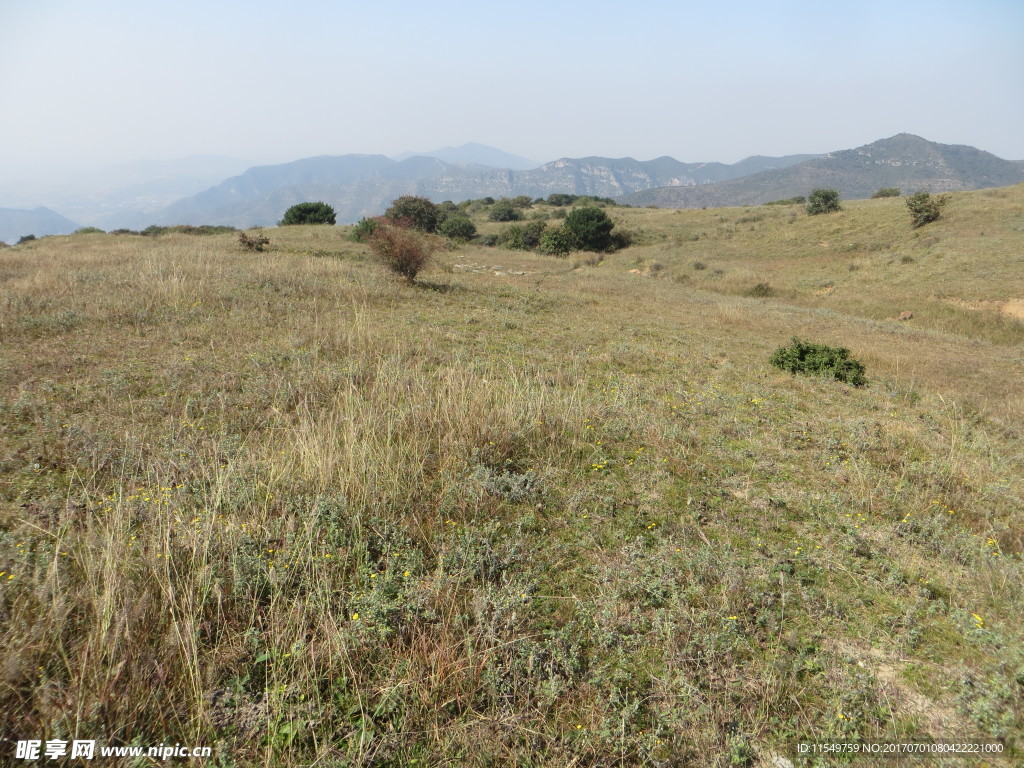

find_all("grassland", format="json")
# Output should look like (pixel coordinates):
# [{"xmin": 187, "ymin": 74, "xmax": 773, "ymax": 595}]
[{"xmin": 1, "ymin": 186, "xmax": 1022, "ymax": 766}]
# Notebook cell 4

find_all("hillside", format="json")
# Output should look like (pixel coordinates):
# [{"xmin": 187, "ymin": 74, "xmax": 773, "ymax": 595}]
[
  {"xmin": 140, "ymin": 152, "xmax": 815, "ymax": 228},
  {"xmin": 622, "ymin": 134, "xmax": 1024, "ymax": 208},
  {"xmin": 0, "ymin": 206, "xmax": 80, "ymax": 244},
  {"xmin": 1, "ymin": 186, "xmax": 1022, "ymax": 766}
]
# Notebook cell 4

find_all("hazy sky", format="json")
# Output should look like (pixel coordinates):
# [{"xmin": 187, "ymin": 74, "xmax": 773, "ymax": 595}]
[{"xmin": 1, "ymin": 0, "xmax": 1022, "ymax": 180}]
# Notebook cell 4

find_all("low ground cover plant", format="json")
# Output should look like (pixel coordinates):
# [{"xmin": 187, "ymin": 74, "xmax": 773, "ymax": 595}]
[
  {"xmin": 906, "ymin": 190, "xmax": 949, "ymax": 228},
  {"xmin": 770, "ymin": 336, "xmax": 867, "ymax": 385}
]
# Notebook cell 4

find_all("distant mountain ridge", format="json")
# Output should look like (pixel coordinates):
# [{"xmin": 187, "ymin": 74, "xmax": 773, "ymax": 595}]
[
  {"xmin": 0, "ymin": 207, "xmax": 80, "ymax": 244},
  {"xmin": 620, "ymin": 134, "xmax": 1024, "ymax": 208},
  {"xmin": 9, "ymin": 137, "xmax": 1020, "ymax": 231},
  {"xmin": 392, "ymin": 143, "xmax": 539, "ymax": 170},
  {"xmin": 139, "ymin": 151, "xmax": 817, "ymax": 228}
]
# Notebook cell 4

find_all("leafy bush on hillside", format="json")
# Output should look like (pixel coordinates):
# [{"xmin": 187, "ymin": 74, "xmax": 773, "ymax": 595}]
[
  {"xmin": 385, "ymin": 196, "xmax": 440, "ymax": 233},
  {"xmin": 906, "ymin": 191, "xmax": 949, "ymax": 228},
  {"xmin": 872, "ymin": 187, "xmax": 902, "ymax": 198},
  {"xmin": 438, "ymin": 215, "xmax": 477, "ymax": 242},
  {"xmin": 17, "ymin": 234, "xmax": 36, "ymax": 244},
  {"xmin": 537, "ymin": 226, "xmax": 576, "ymax": 256},
  {"xmin": 349, "ymin": 217, "xmax": 379, "ymax": 243},
  {"xmin": 74, "ymin": 227, "xmax": 105, "ymax": 234},
  {"xmin": 770, "ymin": 337, "xmax": 867, "ymax": 386},
  {"xmin": 546, "ymin": 193, "xmax": 578, "ymax": 207},
  {"xmin": 365, "ymin": 218, "xmax": 439, "ymax": 283},
  {"xmin": 494, "ymin": 220, "xmax": 546, "ymax": 250},
  {"xmin": 489, "ymin": 200, "xmax": 524, "ymax": 222},
  {"xmin": 806, "ymin": 189, "xmax": 842, "ymax": 215},
  {"xmin": 279, "ymin": 202, "xmax": 337, "ymax": 226},
  {"xmin": 564, "ymin": 206, "xmax": 614, "ymax": 252}
]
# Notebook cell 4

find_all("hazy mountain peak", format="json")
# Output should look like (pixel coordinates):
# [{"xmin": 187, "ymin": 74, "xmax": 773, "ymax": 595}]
[{"xmin": 393, "ymin": 143, "xmax": 538, "ymax": 170}]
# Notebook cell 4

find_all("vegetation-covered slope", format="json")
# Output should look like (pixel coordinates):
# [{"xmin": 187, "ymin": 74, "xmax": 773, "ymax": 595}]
[
  {"xmin": 622, "ymin": 134, "xmax": 1024, "ymax": 210},
  {"xmin": 1, "ymin": 186, "xmax": 1022, "ymax": 766}
]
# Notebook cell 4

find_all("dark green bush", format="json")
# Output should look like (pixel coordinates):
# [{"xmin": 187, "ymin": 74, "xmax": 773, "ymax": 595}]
[
  {"xmin": 770, "ymin": 337, "xmax": 867, "ymax": 386},
  {"xmin": 279, "ymin": 202, "xmax": 337, "ymax": 226},
  {"xmin": 438, "ymin": 215, "xmax": 477, "ymax": 242},
  {"xmin": 872, "ymin": 187, "xmax": 902, "ymax": 198},
  {"xmin": 489, "ymin": 200, "xmax": 523, "ymax": 222},
  {"xmin": 906, "ymin": 191, "xmax": 948, "ymax": 228},
  {"xmin": 537, "ymin": 226, "xmax": 576, "ymax": 256},
  {"xmin": 546, "ymin": 193, "xmax": 578, "ymax": 207},
  {"xmin": 349, "ymin": 217, "xmax": 379, "ymax": 243},
  {"xmin": 496, "ymin": 225, "xmax": 525, "ymax": 250},
  {"xmin": 74, "ymin": 227, "xmax": 105, "ymax": 235},
  {"xmin": 385, "ymin": 196, "xmax": 440, "ymax": 233},
  {"xmin": 16, "ymin": 234, "xmax": 36, "ymax": 244},
  {"xmin": 564, "ymin": 206, "xmax": 614, "ymax": 252},
  {"xmin": 806, "ymin": 189, "xmax": 842, "ymax": 215}
]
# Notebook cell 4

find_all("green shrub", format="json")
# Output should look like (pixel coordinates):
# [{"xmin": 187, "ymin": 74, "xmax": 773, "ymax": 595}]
[
  {"xmin": 537, "ymin": 226, "xmax": 576, "ymax": 256},
  {"xmin": 438, "ymin": 215, "xmax": 477, "ymax": 242},
  {"xmin": 806, "ymin": 189, "xmax": 842, "ymax": 215},
  {"xmin": 770, "ymin": 337, "xmax": 867, "ymax": 386},
  {"xmin": 16, "ymin": 234, "xmax": 36, "ymax": 244},
  {"xmin": 520, "ymin": 220, "xmax": 547, "ymax": 248},
  {"xmin": 489, "ymin": 200, "xmax": 523, "ymax": 222},
  {"xmin": 608, "ymin": 227, "xmax": 634, "ymax": 251},
  {"xmin": 73, "ymin": 227, "xmax": 105, "ymax": 235},
  {"xmin": 872, "ymin": 187, "xmax": 902, "ymax": 198},
  {"xmin": 384, "ymin": 196, "xmax": 440, "ymax": 233},
  {"xmin": 563, "ymin": 206, "xmax": 614, "ymax": 252},
  {"xmin": 349, "ymin": 217, "xmax": 379, "ymax": 243},
  {"xmin": 745, "ymin": 282, "xmax": 774, "ymax": 297},
  {"xmin": 496, "ymin": 225, "xmax": 525, "ymax": 250},
  {"xmin": 546, "ymin": 193, "xmax": 578, "ymax": 207},
  {"xmin": 279, "ymin": 202, "xmax": 337, "ymax": 225},
  {"xmin": 906, "ymin": 191, "xmax": 948, "ymax": 228}
]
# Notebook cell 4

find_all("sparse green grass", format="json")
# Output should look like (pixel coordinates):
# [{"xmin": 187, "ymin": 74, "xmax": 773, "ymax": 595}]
[{"xmin": 1, "ymin": 188, "xmax": 1023, "ymax": 766}]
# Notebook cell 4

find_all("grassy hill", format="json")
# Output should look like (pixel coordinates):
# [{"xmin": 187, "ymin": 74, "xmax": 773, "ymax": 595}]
[{"xmin": 1, "ymin": 186, "xmax": 1022, "ymax": 766}]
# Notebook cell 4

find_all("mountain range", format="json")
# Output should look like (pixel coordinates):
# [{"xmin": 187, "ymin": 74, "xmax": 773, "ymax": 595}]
[
  {"xmin": 620, "ymin": 134, "xmax": 1024, "ymax": 208},
  {"xmin": 136, "ymin": 152, "xmax": 819, "ymax": 228},
  {"xmin": 1, "ymin": 136, "xmax": 1021, "ymax": 239}
]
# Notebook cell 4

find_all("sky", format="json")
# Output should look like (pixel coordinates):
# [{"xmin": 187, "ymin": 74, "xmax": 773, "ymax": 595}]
[{"xmin": 1, "ymin": 0, "xmax": 1022, "ymax": 182}]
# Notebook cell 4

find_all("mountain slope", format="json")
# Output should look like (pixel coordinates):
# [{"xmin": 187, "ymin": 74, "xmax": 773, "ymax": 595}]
[
  {"xmin": 143, "ymin": 152, "xmax": 815, "ymax": 227},
  {"xmin": 621, "ymin": 134, "xmax": 1024, "ymax": 208},
  {"xmin": 0, "ymin": 207, "xmax": 80, "ymax": 244}
]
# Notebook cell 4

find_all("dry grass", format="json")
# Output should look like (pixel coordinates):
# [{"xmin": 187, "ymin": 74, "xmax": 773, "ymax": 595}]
[{"xmin": 1, "ymin": 191, "xmax": 1023, "ymax": 765}]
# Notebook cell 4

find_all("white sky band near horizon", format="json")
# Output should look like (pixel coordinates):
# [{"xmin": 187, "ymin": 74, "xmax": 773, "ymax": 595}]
[{"xmin": 1, "ymin": 0, "xmax": 1021, "ymax": 181}]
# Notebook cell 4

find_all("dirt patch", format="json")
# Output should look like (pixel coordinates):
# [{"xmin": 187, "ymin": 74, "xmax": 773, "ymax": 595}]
[
  {"xmin": 1003, "ymin": 299, "xmax": 1024, "ymax": 320},
  {"xmin": 938, "ymin": 296, "xmax": 1024, "ymax": 320},
  {"xmin": 830, "ymin": 640, "xmax": 969, "ymax": 736}
]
